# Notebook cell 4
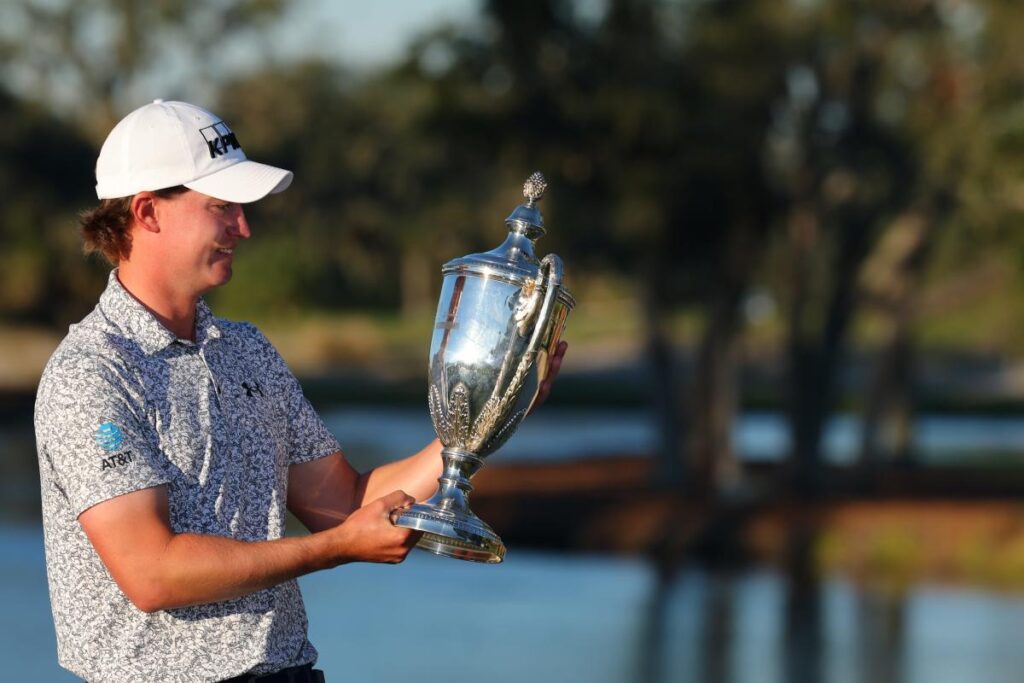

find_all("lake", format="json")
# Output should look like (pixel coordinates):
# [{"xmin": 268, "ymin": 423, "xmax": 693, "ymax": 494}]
[
  {"xmin": 7, "ymin": 406, "xmax": 1024, "ymax": 520},
  {"xmin": 6, "ymin": 407, "xmax": 1024, "ymax": 681},
  {"xmin": 8, "ymin": 405, "xmax": 1024, "ymax": 475},
  {"xmin": 321, "ymin": 406, "xmax": 1024, "ymax": 470},
  {"xmin": 5, "ymin": 523, "xmax": 1024, "ymax": 682}
]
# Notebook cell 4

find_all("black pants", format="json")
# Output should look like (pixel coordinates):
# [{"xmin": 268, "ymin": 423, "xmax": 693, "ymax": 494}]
[{"xmin": 220, "ymin": 663, "xmax": 325, "ymax": 683}]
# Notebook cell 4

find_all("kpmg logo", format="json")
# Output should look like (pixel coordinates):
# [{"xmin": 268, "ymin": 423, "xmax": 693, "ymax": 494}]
[
  {"xmin": 199, "ymin": 121, "xmax": 241, "ymax": 159},
  {"xmin": 95, "ymin": 422, "xmax": 124, "ymax": 452}
]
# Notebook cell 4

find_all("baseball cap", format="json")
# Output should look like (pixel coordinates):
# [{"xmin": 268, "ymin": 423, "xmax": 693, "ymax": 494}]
[{"xmin": 95, "ymin": 99, "xmax": 292, "ymax": 203}]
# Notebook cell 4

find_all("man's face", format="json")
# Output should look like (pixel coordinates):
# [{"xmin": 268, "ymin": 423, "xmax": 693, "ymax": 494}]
[{"xmin": 151, "ymin": 189, "xmax": 251, "ymax": 295}]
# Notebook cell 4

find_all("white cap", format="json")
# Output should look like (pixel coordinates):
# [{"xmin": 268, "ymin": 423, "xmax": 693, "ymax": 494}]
[{"xmin": 95, "ymin": 99, "xmax": 293, "ymax": 203}]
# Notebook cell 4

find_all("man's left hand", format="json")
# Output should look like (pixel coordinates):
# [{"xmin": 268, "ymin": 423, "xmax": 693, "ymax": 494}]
[{"xmin": 530, "ymin": 340, "xmax": 568, "ymax": 415}]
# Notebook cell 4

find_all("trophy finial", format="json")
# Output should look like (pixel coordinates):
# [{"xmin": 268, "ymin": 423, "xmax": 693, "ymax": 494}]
[
  {"xmin": 523, "ymin": 172, "xmax": 547, "ymax": 204},
  {"xmin": 505, "ymin": 171, "xmax": 547, "ymax": 239}
]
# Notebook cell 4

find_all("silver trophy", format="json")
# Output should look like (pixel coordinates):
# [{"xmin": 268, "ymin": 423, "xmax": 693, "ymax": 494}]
[{"xmin": 392, "ymin": 172, "xmax": 574, "ymax": 563}]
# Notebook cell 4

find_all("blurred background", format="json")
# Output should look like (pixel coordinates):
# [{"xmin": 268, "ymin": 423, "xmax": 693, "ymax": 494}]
[{"xmin": 5, "ymin": 0, "xmax": 1024, "ymax": 681}]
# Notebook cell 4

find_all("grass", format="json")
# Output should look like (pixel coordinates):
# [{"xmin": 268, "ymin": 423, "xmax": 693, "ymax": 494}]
[
  {"xmin": 242, "ymin": 277, "xmax": 650, "ymax": 377},
  {"xmin": 811, "ymin": 501, "xmax": 1024, "ymax": 592},
  {"xmin": 6, "ymin": 259, "xmax": 1024, "ymax": 399}
]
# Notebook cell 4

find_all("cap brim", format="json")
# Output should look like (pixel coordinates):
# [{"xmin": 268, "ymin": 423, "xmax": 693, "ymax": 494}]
[{"xmin": 184, "ymin": 160, "xmax": 293, "ymax": 203}]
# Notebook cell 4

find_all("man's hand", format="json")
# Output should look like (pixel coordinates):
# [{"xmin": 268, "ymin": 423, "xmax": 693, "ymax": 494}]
[
  {"xmin": 530, "ymin": 340, "xmax": 568, "ymax": 415},
  {"xmin": 327, "ymin": 490, "xmax": 421, "ymax": 564}
]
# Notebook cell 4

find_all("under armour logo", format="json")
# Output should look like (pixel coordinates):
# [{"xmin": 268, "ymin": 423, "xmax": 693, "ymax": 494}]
[
  {"xmin": 199, "ymin": 121, "xmax": 241, "ymax": 159},
  {"xmin": 242, "ymin": 381, "xmax": 264, "ymax": 397}
]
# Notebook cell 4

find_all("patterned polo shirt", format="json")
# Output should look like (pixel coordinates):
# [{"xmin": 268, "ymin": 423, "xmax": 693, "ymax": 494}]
[{"xmin": 34, "ymin": 270, "xmax": 341, "ymax": 682}]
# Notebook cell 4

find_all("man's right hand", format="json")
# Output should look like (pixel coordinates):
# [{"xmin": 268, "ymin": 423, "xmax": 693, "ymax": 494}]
[{"xmin": 328, "ymin": 490, "xmax": 421, "ymax": 565}]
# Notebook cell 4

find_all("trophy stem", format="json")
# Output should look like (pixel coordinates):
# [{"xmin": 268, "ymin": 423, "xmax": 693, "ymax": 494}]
[
  {"xmin": 391, "ymin": 447, "xmax": 506, "ymax": 563},
  {"xmin": 426, "ymin": 447, "xmax": 481, "ymax": 512}
]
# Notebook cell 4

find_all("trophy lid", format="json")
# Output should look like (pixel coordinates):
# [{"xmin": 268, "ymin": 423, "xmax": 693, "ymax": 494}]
[{"xmin": 443, "ymin": 172, "xmax": 551, "ymax": 286}]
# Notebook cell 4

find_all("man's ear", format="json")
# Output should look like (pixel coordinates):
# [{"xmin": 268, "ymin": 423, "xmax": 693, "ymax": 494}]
[{"xmin": 130, "ymin": 193, "xmax": 160, "ymax": 233}]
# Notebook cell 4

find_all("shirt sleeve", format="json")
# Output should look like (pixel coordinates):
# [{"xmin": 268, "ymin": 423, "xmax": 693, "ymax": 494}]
[
  {"xmin": 35, "ymin": 352, "xmax": 169, "ymax": 518},
  {"xmin": 247, "ymin": 325, "xmax": 341, "ymax": 465}
]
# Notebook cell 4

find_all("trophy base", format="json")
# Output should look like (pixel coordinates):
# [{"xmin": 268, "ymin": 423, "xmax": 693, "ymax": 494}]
[{"xmin": 393, "ymin": 503, "xmax": 506, "ymax": 564}]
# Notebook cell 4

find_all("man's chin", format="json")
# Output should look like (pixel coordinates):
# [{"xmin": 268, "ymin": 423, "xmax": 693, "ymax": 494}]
[
  {"xmin": 200, "ymin": 265, "xmax": 234, "ymax": 293},
  {"xmin": 214, "ymin": 269, "xmax": 233, "ymax": 288}
]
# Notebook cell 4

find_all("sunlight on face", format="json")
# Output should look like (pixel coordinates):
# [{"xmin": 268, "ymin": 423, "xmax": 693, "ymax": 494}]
[{"xmin": 152, "ymin": 190, "xmax": 251, "ymax": 295}]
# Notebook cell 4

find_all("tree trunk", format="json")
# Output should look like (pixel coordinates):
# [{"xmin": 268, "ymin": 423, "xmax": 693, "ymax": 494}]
[
  {"xmin": 860, "ymin": 192, "xmax": 950, "ymax": 471},
  {"xmin": 860, "ymin": 215, "xmax": 926, "ymax": 468},
  {"xmin": 686, "ymin": 219, "xmax": 757, "ymax": 495},
  {"xmin": 645, "ymin": 270, "xmax": 684, "ymax": 489},
  {"xmin": 788, "ymin": 208, "xmax": 873, "ymax": 495},
  {"xmin": 687, "ymin": 278, "xmax": 743, "ymax": 494},
  {"xmin": 785, "ymin": 206, "xmax": 821, "ymax": 495}
]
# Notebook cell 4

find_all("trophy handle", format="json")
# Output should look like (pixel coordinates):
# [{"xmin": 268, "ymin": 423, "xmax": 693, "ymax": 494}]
[
  {"xmin": 522, "ymin": 254, "xmax": 564, "ymax": 416},
  {"xmin": 473, "ymin": 253, "xmax": 564, "ymax": 453}
]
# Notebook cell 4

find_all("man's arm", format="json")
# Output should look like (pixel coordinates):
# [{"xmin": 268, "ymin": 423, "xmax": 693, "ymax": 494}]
[
  {"xmin": 287, "ymin": 341, "xmax": 568, "ymax": 534},
  {"xmin": 287, "ymin": 441, "xmax": 443, "ymax": 534},
  {"xmin": 78, "ymin": 484, "xmax": 418, "ymax": 613}
]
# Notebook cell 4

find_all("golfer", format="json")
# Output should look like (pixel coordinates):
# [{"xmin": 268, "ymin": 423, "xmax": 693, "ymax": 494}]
[{"xmin": 34, "ymin": 100, "xmax": 565, "ymax": 682}]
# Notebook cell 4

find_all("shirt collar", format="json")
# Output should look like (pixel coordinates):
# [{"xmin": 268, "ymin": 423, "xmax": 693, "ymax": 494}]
[
  {"xmin": 194, "ymin": 298, "xmax": 223, "ymax": 345},
  {"xmin": 98, "ymin": 270, "xmax": 222, "ymax": 354}
]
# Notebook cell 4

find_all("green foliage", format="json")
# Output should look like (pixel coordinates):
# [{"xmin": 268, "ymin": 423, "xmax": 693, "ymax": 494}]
[
  {"xmin": 6, "ymin": 0, "xmax": 1024, "ymax": 362},
  {"xmin": 0, "ymin": 88, "xmax": 100, "ymax": 325},
  {"xmin": 0, "ymin": 0, "xmax": 287, "ymax": 141}
]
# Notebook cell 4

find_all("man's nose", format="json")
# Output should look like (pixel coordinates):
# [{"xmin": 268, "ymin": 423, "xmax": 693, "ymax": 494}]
[{"xmin": 233, "ymin": 205, "xmax": 251, "ymax": 239}]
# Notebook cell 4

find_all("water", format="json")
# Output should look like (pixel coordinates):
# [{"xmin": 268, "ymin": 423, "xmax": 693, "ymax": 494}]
[
  {"xmin": 6, "ymin": 524, "xmax": 1024, "ymax": 682},
  {"xmin": 7, "ymin": 407, "xmax": 1024, "ymax": 480},
  {"xmin": 7, "ymin": 409, "xmax": 1024, "ymax": 680},
  {"xmin": 322, "ymin": 407, "xmax": 1024, "ymax": 469},
  {"xmin": 8, "ymin": 406, "xmax": 1024, "ymax": 522},
  {"xmin": 303, "ymin": 549, "xmax": 652, "ymax": 681}
]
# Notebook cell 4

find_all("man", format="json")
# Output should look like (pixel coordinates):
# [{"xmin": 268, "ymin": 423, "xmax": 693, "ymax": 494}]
[{"xmin": 34, "ymin": 100, "xmax": 566, "ymax": 683}]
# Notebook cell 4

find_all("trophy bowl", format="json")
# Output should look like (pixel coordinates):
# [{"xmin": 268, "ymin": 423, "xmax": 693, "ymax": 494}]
[{"xmin": 392, "ymin": 172, "xmax": 574, "ymax": 563}]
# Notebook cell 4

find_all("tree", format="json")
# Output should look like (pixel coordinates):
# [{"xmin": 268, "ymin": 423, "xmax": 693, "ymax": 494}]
[
  {"xmin": 0, "ymin": 88, "xmax": 97, "ymax": 325},
  {"xmin": 0, "ymin": 0, "xmax": 286, "ymax": 142}
]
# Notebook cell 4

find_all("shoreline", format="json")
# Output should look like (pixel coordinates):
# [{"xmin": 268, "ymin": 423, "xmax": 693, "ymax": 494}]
[{"xmin": 472, "ymin": 456, "xmax": 1024, "ymax": 590}]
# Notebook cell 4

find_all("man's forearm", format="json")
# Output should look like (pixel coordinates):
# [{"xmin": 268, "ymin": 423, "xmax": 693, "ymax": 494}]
[
  {"xmin": 358, "ymin": 438, "xmax": 444, "ymax": 506},
  {"xmin": 131, "ymin": 528, "xmax": 337, "ymax": 613},
  {"xmin": 286, "ymin": 442, "xmax": 444, "ymax": 534}
]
